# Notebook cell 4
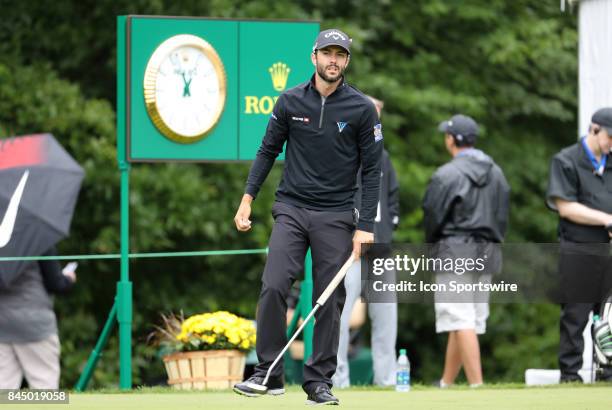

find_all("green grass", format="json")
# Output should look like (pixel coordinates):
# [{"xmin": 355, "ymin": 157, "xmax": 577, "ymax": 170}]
[{"xmin": 8, "ymin": 384, "xmax": 612, "ymax": 410}]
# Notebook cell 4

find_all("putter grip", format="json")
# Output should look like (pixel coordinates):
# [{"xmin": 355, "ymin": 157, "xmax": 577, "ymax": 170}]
[{"xmin": 316, "ymin": 255, "xmax": 355, "ymax": 306}]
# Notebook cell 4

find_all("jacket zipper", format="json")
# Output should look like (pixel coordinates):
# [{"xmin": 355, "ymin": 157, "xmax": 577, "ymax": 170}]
[{"xmin": 319, "ymin": 96, "xmax": 326, "ymax": 129}]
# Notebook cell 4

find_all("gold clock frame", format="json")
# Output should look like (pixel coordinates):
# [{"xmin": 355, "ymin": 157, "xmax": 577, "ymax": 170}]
[{"xmin": 143, "ymin": 34, "xmax": 227, "ymax": 144}]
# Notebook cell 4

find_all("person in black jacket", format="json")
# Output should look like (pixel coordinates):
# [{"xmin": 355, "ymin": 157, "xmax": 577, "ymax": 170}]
[
  {"xmin": 334, "ymin": 96, "xmax": 399, "ymax": 388},
  {"xmin": 422, "ymin": 114, "xmax": 509, "ymax": 387},
  {"xmin": 0, "ymin": 246, "xmax": 76, "ymax": 389},
  {"xmin": 233, "ymin": 28, "xmax": 383, "ymax": 405},
  {"xmin": 546, "ymin": 107, "xmax": 612, "ymax": 383}
]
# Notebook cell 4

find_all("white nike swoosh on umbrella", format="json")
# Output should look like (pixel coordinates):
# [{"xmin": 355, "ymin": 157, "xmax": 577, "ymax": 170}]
[{"xmin": 0, "ymin": 170, "xmax": 29, "ymax": 248}]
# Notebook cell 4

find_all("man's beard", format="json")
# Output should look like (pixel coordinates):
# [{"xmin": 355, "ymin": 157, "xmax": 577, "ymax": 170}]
[{"xmin": 316, "ymin": 61, "xmax": 345, "ymax": 83}]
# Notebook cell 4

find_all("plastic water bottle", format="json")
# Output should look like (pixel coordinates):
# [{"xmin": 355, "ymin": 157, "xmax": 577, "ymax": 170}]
[{"xmin": 395, "ymin": 348, "xmax": 411, "ymax": 392}]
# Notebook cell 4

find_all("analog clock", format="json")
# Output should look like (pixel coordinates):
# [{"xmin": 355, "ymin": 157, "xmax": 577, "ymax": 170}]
[{"xmin": 143, "ymin": 34, "xmax": 226, "ymax": 143}]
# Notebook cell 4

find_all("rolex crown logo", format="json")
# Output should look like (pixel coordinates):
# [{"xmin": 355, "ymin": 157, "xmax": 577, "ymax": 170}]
[{"xmin": 269, "ymin": 62, "xmax": 291, "ymax": 92}]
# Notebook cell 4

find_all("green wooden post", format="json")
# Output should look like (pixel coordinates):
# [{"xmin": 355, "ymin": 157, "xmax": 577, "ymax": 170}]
[
  {"xmin": 117, "ymin": 162, "xmax": 132, "ymax": 390},
  {"xmin": 116, "ymin": 16, "xmax": 132, "ymax": 390},
  {"xmin": 301, "ymin": 249, "xmax": 314, "ymax": 360},
  {"xmin": 75, "ymin": 300, "xmax": 118, "ymax": 391}
]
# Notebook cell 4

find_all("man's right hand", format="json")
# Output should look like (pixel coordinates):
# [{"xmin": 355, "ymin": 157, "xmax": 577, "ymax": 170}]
[{"xmin": 234, "ymin": 194, "xmax": 254, "ymax": 231}]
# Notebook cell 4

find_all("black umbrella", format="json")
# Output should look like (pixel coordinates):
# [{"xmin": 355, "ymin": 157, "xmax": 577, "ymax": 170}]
[{"xmin": 0, "ymin": 133, "xmax": 84, "ymax": 288}]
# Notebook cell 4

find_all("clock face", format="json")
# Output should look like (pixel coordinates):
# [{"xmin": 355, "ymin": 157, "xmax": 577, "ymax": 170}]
[{"xmin": 144, "ymin": 34, "xmax": 226, "ymax": 143}]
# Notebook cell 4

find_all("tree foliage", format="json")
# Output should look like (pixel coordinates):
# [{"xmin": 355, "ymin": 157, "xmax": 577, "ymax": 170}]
[{"xmin": 0, "ymin": 0, "xmax": 578, "ymax": 386}]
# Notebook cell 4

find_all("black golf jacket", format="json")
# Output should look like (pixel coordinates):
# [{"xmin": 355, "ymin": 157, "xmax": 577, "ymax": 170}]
[
  {"xmin": 246, "ymin": 75, "xmax": 383, "ymax": 232},
  {"xmin": 354, "ymin": 149, "xmax": 400, "ymax": 243},
  {"xmin": 422, "ymin": 149, "xmax": 510, "ymax": 243}
]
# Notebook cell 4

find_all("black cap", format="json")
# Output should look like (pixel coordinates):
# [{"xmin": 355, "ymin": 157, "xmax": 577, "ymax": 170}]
[
  {"xmin": 313, "ymin": 29, "xmax": 352, "ymax": 54},
  {"xmin": 591, "ymin": 107, "xmax": 612, "ymax": 135},
  {"xmin": 438, "ymin": 114, "xmax": 479, "ymax": 144}
]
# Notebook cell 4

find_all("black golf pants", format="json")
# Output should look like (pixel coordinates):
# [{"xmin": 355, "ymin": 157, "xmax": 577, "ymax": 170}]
[
  {"xmin": 558, "ymin": 244, "xmax": 612, "ymax": 379},
  {"xmin": 253, "ymin": 201, "xmax": 354, "ymax": 392}
]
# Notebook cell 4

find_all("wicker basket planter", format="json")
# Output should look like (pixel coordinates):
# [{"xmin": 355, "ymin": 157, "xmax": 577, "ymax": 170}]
[{"xmin": 163, "ymin": 350, "xmax": 246, "ymax": 390}]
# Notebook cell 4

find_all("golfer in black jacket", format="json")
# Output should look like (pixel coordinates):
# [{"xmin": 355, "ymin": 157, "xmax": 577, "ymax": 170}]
[{"xmin": 233, "ymin": 28, "xmax": 382, "ymax": 405}]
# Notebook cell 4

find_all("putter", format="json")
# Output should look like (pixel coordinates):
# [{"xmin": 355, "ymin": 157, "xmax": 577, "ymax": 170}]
[{"xmin": 249, "ymin": 253, "xmax": 356, "ymax": 394}]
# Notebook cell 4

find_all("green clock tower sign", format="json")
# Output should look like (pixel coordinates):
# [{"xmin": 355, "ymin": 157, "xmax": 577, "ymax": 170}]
[
  {"xmin": 118, "ymin": 16, "xmax": 318, "ymax": 162},
  {"xmin": 114, "ymin": 16, "xmax": 318, "ymax": 389}
]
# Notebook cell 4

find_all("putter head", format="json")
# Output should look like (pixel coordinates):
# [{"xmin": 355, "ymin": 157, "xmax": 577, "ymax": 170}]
[
  {"xmin": 233, "ymin": 378, "xmax": 268, "ymax": 397},
  {"xmin": 248, "ymin": 382, "xmax": 268, "ymax": 394}
]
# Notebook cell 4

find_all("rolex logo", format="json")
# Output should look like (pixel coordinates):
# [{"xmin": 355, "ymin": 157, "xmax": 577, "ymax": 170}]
[
  {"xmin": 244, "ymin": 62, "xmax": 290, "ymax": 115},
  {"xmin": 269, "ymin": 62, "xmax": 291, "ymax": 92}
]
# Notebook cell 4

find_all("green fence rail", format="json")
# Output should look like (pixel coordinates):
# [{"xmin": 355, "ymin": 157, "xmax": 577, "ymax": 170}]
[{"xmin": 0, "ymin": 248, "xmax": 269, "ymax": 262}]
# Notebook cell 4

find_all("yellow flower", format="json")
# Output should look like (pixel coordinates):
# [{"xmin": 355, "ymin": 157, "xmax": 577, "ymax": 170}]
[
  {"xmin": 202, "ymin": 334, "xmax": 217, "ymax": 344},
  {"xmin": 172, "ymin": 311, "xmax": 256, "ymax": 351}
]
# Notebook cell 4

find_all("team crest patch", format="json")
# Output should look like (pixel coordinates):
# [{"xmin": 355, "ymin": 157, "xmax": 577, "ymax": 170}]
[
  {"xmin": 374, "ymin": 123, "xmax": 383, "ymax": 142},
  {"xmin": 337, "ymin": 121, "xmax": 347, "ymax": 132}
]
